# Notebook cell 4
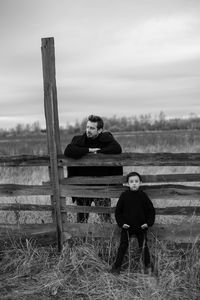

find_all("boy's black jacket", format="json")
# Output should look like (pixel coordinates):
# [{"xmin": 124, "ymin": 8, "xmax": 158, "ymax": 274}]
[
  {"xmin": 115, "ymin": 189, "xmax": 155, "ymax": 231},
  {"xmin": 64, "ymin": 132, "xmax": 123, "ymax": 177}
]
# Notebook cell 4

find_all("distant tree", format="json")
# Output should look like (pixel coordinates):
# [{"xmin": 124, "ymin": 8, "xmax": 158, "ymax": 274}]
[
  {"xmin": 31, "ymin": 121, "xmax": 41, "ymax": 134},
  {"xmin": 15, "ymin": 123, "xmax": 24, "ymax": 135}
]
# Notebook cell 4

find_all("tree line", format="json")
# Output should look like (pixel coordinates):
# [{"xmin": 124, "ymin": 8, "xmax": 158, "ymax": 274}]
[
  {"xmin": 66, "ymin": 112, "xmax": 200, "ymax": 134},
  {"xmin": 0, "ymin": 112, "xmax": 200, "ymax": 138}
]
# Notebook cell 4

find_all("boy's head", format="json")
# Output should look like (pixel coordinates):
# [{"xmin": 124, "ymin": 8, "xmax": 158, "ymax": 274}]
[{"xmin": 126, "ymin": 172, "xmax": 142, "ymax": 191}]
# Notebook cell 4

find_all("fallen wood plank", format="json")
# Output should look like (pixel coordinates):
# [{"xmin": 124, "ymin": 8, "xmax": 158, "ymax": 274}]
[
  {"xmin": 62, "ymin": 222, "xmax": 200, "ymax": 243},
  {"xmin": 0, "ymin": 221, "xmax": 199, "ymax": 243},
  {"xmin": 0, "ymin": 223, "xmax": 55, "ymax": 235},
  {"xmin": 0, "ymin": 223, "xmax": 56, "ymax": 246}
]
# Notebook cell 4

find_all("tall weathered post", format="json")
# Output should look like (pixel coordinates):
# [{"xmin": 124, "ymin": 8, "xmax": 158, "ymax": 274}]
[{"xmin": 41, "ymin": 37, "xmax": 64, "ymax": 251}]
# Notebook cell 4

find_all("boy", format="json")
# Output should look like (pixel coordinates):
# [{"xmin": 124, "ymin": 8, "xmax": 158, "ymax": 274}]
[{"xmin": 111, "ymin": 171, "xmax": 155, "ymax": 275}]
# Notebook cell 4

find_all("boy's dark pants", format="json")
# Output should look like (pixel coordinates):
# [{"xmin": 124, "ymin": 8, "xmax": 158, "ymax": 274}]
[{"xmin": 114, "ymin": 228, "xmax": 150, "ymax": 269}]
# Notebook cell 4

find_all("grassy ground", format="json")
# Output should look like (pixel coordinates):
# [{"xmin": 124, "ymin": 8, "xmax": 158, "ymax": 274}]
[
  {"xmin": 0, "ymin": 131, "xmax": 200, "ymax": 299},
  {"xmin": 0, "ymin": 236, "xmax": 199, "ymax": 300}
]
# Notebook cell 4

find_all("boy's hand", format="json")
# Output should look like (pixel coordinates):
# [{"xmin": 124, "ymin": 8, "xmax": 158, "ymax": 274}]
[
  {"xmin": 141, "ymin": 223, "xmax": 148, "ymax": 229},
  {"xmin": 122, "ymin": 224, "xmax": 130, "ymax": 229}
]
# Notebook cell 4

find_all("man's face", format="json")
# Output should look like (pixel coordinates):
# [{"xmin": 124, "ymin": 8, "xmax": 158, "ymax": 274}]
[
  {"xmin": 86, "ymin": 120, "xmax": 102, "ymax": 139},
  {"xmin": 127, "ymin": 175, "xmax": 141, "ymax": 191}
]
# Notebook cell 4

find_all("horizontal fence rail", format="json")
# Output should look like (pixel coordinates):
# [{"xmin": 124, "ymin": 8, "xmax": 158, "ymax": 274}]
[
  {"xmin": 0, "ymin": 183, "xmax": 200, "ymax": 200},
  {"xmin": 58, "ymin": 174, "xmax": 200, "ymax": 184},
  {"xmin": 1, "ymin": 202, "xmax": 199, "ymax": 215},
  {"xmin": 0, "ymin": 203, "xmax": 53, "ymax": 211},
  {"xmin": 62, "ymin": 205, "xmax": 200, "ymax": 216},
  {"xmin": 60, "ymin": 153, "xmax": 200, "ymax": 166},
  {"xmin": 1, "ymin": 153, "xmax": 200, "ymax": 167}
]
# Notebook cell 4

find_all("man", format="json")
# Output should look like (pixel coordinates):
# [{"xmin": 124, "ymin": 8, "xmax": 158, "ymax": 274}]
[{"xmin": 64, "ymin": 114, "xmax": 123, "ymax": 223}]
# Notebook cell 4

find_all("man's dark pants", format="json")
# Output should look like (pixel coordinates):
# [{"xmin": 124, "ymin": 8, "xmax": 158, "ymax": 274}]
[
  {"xmin": 75, "ymin": 197, "xmax": 111, "ymax": 223},
  {"xmin": 114, "ymin": 228, "xmax": 150, "ymax": 269}
]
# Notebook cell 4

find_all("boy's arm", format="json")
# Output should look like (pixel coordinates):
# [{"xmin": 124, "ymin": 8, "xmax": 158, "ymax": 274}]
[
  {"xmin": 115, "ymin": 194, "xmax": 125, "ymax": 228},
  {"xmin": 64, "ymin": 136, "xmax": 89, "ymax": 158},
  {"xmin": 143, "ymin": 193, "xmax": 155, "ymax": 227}
]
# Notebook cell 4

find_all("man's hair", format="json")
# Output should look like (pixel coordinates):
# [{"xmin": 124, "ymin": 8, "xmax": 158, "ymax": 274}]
[
  {"xmin": 126, "ymin": 171, "xmax": 142, "ymax": 182},
  {"xmin": 88, "ymin": 115, "xmax": 104, "ymax": 129}
]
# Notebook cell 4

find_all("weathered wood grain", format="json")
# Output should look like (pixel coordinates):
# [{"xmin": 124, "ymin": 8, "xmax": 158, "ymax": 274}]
[
  {"xmin": 1, "ymin": 183, "xmax": 200, "ymax": 199},
  {"xmin": 0, "ymin": 223, "xmax": 56, "ymax": 246},
  {"xmin": 60, "ymin": 153, "xmax": 200, "ymax": 166},
  {"xmin": 0, "ymin": 184, "xmax": 51, "ymax": 196},
  {"xmin": 1, "ymin": 202, "xmax": 199, "ymax": 216},
  {"xmin": 1, "ymin": 152, "xmax": 200, "ymax": 167},
  {"xmin": 0, "ymin": 221, "xmax": 199, "ymax": 243},
  {"xmin": 56, "ymin": 173, "xmax": 200, "ymax": 185},
  {"xmin": 0, "ymin": 223, "xmax": 55, "ymax": 235},
  {"xmin": 62, "ymin": 222, "xmax": 200, "ymax": 243},
  {"xmin": 59, "ymin": 184, "xmax": 200, "ymax": 199},
  {"xmin": 62, "ymin": 205, "xmax": 200, "ymax": 216},
  {"xmin": 0, "ymin": 155, "xmax": 50, "ymax": 167},
  {"xmin": 41, "ymin": 37, "xmax": 64, "ymax": 251},
  {"xmin": 0, "ymin": 203, "xmax": 53, "ymax": 211}
]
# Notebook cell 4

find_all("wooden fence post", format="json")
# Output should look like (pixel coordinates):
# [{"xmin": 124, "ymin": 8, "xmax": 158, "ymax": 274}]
[{"xmin": 41, "ymin": 37, "xmax": 64, "ymax": 252}]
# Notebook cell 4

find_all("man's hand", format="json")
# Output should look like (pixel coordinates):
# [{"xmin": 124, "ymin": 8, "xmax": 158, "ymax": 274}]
[
  {"xmin": 89, "ymin": 148, "xmax": 101, "ymax": 153},
  {"xmin": 122, "ymin": 224, "xmax": 130, "ymax": 229},
  {"xmin": 141, "ymin": 223, "xmax": 148, "ymax": 229}
]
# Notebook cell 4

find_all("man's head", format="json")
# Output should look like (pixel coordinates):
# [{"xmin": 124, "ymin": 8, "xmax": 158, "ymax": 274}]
[
  {"xmin": 126, "ymin": 171, "xmax": 142, "ymax": 191},
  {"xmin": 86, "ymin": 115, "xmax": 104, "ymax": 139}
]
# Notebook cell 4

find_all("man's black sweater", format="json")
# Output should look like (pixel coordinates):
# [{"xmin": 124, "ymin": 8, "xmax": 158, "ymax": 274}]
[
  {"xmin": 115, "ymin": 189, "xmax": 155, "ymax": 231},
  {"xmin": 64, "ymin": 132, "xmax": 123, "ymax": 177}
]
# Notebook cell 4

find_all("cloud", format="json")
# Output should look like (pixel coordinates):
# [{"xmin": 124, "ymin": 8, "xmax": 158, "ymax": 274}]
[{"xmin": 0, "ymin": 0, "xmax": 200, "ymax": 129}]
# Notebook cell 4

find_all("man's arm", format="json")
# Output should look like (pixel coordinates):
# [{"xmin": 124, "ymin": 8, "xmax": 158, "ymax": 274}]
[
  {"xmin": 97, "ymin": 132, "xmax": 122, "ymax": 154},
  {"xmin": 64, "ymin": 136, "xmax": 89, "ymax": 158}
]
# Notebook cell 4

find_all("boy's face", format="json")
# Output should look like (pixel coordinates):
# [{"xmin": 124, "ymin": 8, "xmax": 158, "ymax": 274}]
[{"xmin": 127, "ymin": 175, "xmax": 141, "ymax": 191}]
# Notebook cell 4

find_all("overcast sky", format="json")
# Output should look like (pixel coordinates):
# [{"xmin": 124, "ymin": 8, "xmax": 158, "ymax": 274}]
[{"xmin": 0, "ymin": 0, "xmax": 200, "ymax": 129}]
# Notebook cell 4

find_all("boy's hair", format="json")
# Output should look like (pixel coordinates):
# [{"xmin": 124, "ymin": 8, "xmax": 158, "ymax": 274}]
[
  {"xmin": 126, "ymin": 171, "xmax": 142, "ymax": 182},
  {"xmin": 88, "ymin": 115, "xmax": 104, "ymax": 130}
]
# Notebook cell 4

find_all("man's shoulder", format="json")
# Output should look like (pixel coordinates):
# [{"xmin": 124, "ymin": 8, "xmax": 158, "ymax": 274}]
[
  {"xmin": 99, "ymin": 131, "xmax": 114, "ymax": 141},
  {"xmin": 71, "ymin": 134, "xmax": 85, "ymax": 142}
]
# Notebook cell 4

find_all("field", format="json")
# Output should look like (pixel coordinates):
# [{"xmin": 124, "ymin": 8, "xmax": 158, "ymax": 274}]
[
  {"xmin": 0, "ymin": 130, "xmax": 200, "ymax": 224},
  {"xmin": 0, "ymin": 130, "xmax": 200, "ymax": 299}
]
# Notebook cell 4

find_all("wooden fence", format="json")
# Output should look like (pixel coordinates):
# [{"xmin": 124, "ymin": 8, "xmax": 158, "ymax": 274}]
[
  {"xmin": 0, "ymin": 152, "xmax": 200, "ymax": 249},
  {"xmin": 0, "ymin": 37, "xmax": 199, "ymax": 251}
]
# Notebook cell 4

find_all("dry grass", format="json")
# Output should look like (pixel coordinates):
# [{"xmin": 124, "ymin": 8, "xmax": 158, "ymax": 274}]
[
  {"xmin": 0, "ymin": 237, "xmax": 199, "ymax": 299},
  {"xmin": 0, "ymin": 131, "xmax": 200, "ymax": 299}
]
